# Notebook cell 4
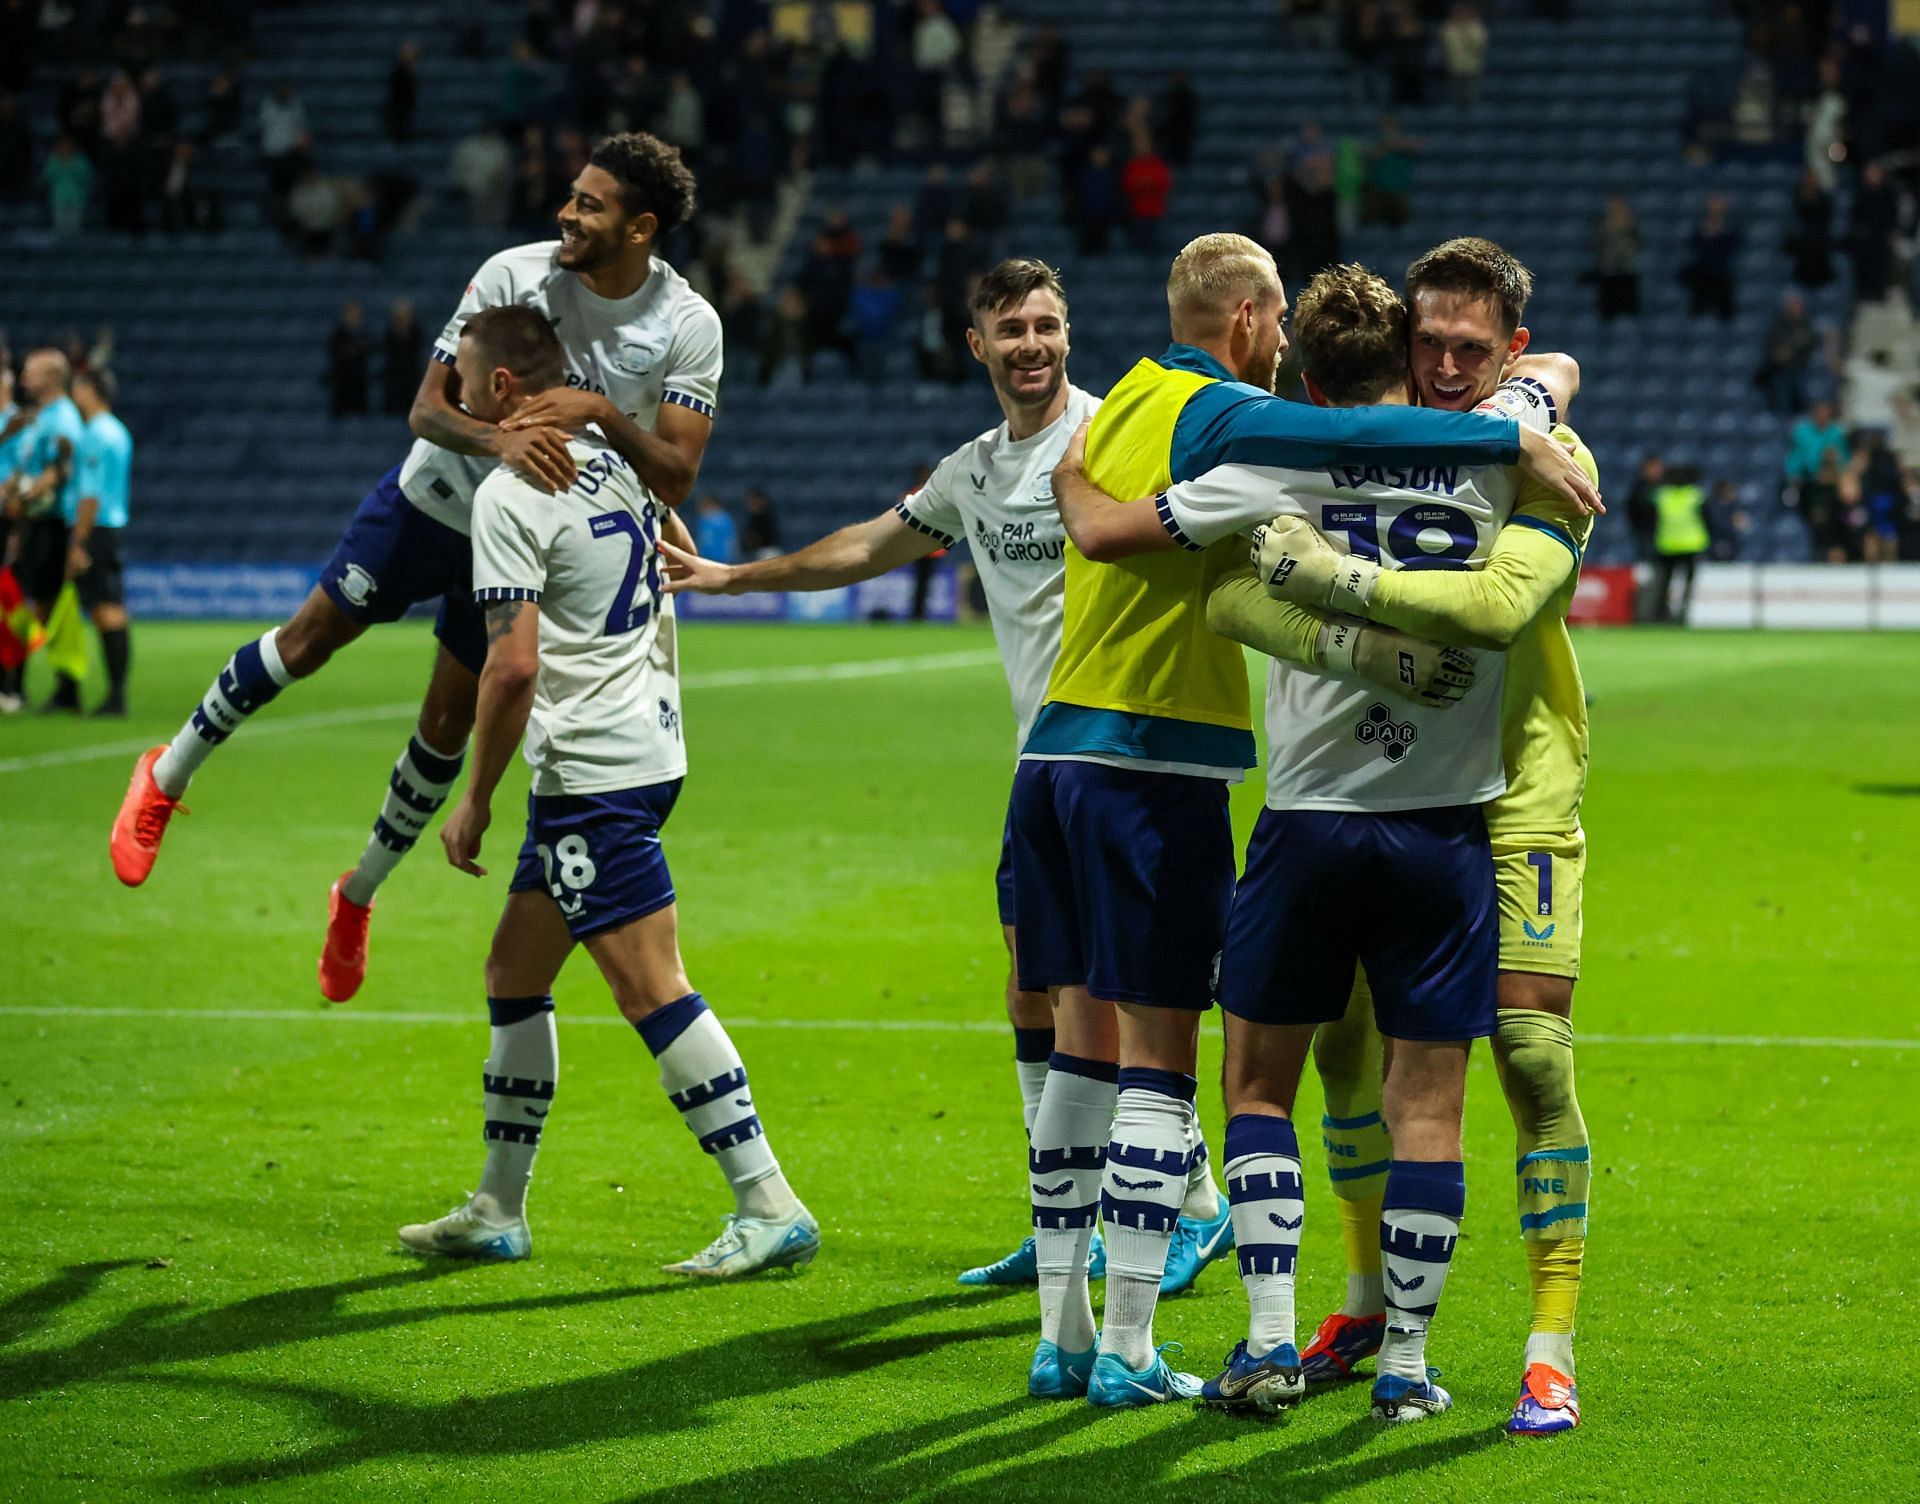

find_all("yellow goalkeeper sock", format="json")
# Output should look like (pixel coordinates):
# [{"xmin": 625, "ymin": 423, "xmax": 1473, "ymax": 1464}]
[{"xmin": 1317, "ymin": 974, "xmax": 1390, "ymax": 1317}]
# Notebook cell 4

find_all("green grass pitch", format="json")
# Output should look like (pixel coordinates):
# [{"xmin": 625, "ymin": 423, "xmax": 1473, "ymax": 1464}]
[{"xmin": 2, "ymin": 621, "xmax": 1915, "ymax": 1502}]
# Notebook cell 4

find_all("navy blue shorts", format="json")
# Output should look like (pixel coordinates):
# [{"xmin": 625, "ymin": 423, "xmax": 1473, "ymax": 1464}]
[
  {"xmin": 319, "ymin": 465, "xmax": 488, "ymax": 674},
  {"xmin": 1010, "ymin": 759, "xmax": 1234, "ymax": 1011},
  {"xmin": 1218, "ymin": 804, "xmax": 1497, "ymax": 1042},
  {"xmin": 996, "ymin": 794, "xmax": 1017, "ymax": 928},
  {"xmin": 509, "ymin": 780, "xmax": 684, "ymax": 941}
]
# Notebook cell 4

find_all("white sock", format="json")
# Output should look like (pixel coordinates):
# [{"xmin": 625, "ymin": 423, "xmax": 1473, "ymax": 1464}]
[
  {"xmin": 1378, "ymin": 1160, "xmax": 1466, "ymax": 1384},
  {"xmin": 1525, "ymin": 1330, "xmax": 1576, "ymax": 1375},
  {"xmin": 474, "ymin": 995, "xmax": 557, "ymax": 1219},
  {"xmin": 1030, "ymin": 1054, "xmax": 1116, "ymax": 1353},
  {"xmin": 155, "ymin": 629, "xmax": 293, "ymax": 797},
  {"xmin": 341, "ymin": 729, "xmax": 466, "ymax": 907},
  {"xmin": 1097, "ymin": 1072, "xmax": 1195, "ymax": 1370},
  {"xmin": 1016, "ymin": 1059, "xmax": 1050, "ymax": 1136},
  {"xmin": 1345, "ymin": 1271, "xmax": 1386, "ymax": 1318},
  {"xmin": 637, "ymin": 992, "xmax": 799, "ymax": 1221},
  {"xmin": 1179, "ymin": 1119, "xmax": 1224, "ymax": 1220},
  {"xmin": 1224, "ymin": 1113, "xmax": 1305, "ymax": 1357}
]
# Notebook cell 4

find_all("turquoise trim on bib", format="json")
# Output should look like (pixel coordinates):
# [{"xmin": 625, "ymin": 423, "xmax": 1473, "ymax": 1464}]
[{"xmin": 1023, "ymin": 703, "xmax": 1257, "ymax": 771}]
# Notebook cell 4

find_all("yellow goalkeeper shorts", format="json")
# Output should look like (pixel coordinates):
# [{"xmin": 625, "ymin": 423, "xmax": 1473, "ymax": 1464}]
[{"xmin": 1492, "ymin": 833, "xmax": 1584, "ymax": 979}]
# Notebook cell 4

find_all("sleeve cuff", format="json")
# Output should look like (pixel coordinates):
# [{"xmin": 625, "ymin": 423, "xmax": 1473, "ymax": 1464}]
[
  {"xmin": 1155, "ymin": 492, "xmax": 1204, "ymax": 552},
  {"xmin": 432, "ymin": 346, "xmax": 458, "ymax": 367},
  {"xmin": 663, "ymin": 390, "xmax": 716, "ymax": 418},
  {"xmin": 893, "ymin": 499, "xmax": 958, "ymax": 549},
  {"xmin": 1509, "ymin": 376, "xmax": 1559, "ymax": 428},
  {"xmin": 474, "ymin": 586, "xmax": 542, "ymax": 603}
]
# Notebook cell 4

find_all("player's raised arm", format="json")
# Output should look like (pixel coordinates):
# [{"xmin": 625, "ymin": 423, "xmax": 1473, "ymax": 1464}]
[
  {"xmin": 499, "ymin": 380, "xmax": 712, "ymax": 508},
  {"xmin": 1048, "ymin": 419, "xmax": 1180, "ymax": 561},
  {"xmin": 410, "ymin": 343, "xmax": 578, "ymax": 494},
  {"xmin": 662, "ymin": 508, "xmax": 934, "ymax": 595}
]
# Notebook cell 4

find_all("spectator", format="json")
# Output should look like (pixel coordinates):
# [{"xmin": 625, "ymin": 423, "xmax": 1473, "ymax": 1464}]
[
  {"xmin": 1386, "ymin": 0, "xmax": 1429, "ymax": 108},
  {"xmin": 450, "ymin": 125, "xmax": 511, "ymax": 229},
  {"xmin": 1343, "ymin": 0, "xmax": 1388, "ymax": 104},
  {"xmin": 1074, "ymin": 145, "xmax": 1121, "ymax": 255},
  {"xmin": 848, "ymin": 267, "xmax": 903, "ymax": 386},
  {"xmin": 1799, "ymin": 445, "xmax": 1850, "ymax": 562},
  {"xmin": 719, "ymin": 270, "xmax": 765, "ymax": 354},
  {"xmin": 963, "ymin": 161, "xmax": 1010, "ymax": 239},
  {"xmin": 658, "ymin": 72, "xmax": 703, "ymax": 153},
  {"xmin": 995, "ymin": 68, "xmax": 1051, "ymax": 201},
  {"xmin": 936, "ymin": 216, "xmax": 988, "ymax": 316},
  {"xmin": 1439, "ymin": 2, "xmax": 1488, "ymax": 108},
  {"xmin": 326, "ymin": 300, "xmax": 372, "ymax": 417},
  {"xmin": 499, "ymin": 41, "xmax": 548, "ymax": 131},
  {"xmin": 1251, "ymin": 170, "xmax": 1290, "ymax": 264},
  {"xmin": 138, "ymin": 67, "xmax": 179, "ymax": 147},
  {"xmin": 1679, "ymin": 194, "xmax": 1738, "ymax": 322},
  {"xmin": 915, "ymin": 281, "xmax": 958, "ymax": 384},
  {"xmin": 383, "ymin": 300, "xmax": 422, "ymax": 416},
  {"xmin": 911, "ymin": 0, "xmax": 964, "ymax": 142},
  {"xmin": 510, "ymin": 124, "xmax": 550, "ymax": 230},
  {"xmin": 1286, "ymin": 149, "xmax": 1341, "ymax": 279},
  {"xmin": 42, "ymin": 132, "xmax": 92, "ymax": 237},
  {"xmin": 797, "ymin": 232, "xmax": 857, "ymax": 371},
  {"xmin": 757, "ymin": 284, "xmax": 813, "ymax": 387},
  {"xmin": 1361, "ymin": 113, "xmax": 1418, "ymax": 229},
  {"xmin": 693, "ymin": 495, "xmax": 740, "ymax": 564},
  {"xmin": 198, "ymin": 69, "xmax": 242, "ymax": 146},
  {"xmin": 385, "ymin": 41, "xmax": 420, "ymax": 144},
  {"xmin": 1651, "ymin": 468, "xmax": 1709, "ymax": 623},
  {"xmin": 1333, "ymin": 128, "xmax": 1364, "ymax": 238},
  {"xmin": 1848, "ymin": 429, "xmax": 1906, "ymax": 562},
  {"xmin": 1592, "ymin": 195, "xmax": 1641, "ymax": 320},
  {"xmin": 818, "ymin": 208, "xmax": 862, "ymax": 264},
  {"xmin": 258, "ymin": 82, "xmax": 308, "ymax": 192},
  {"xmin": 1786, "ymin": 399, "xmax": 1849, "ymax": 481},
  {"xmin": 1624, "ymin": 454, "xmax": 1663, "ymax": 581},
  {"xmin": 1846, "ymin": 160, "xmax": 1898, "ymax": 304},
  {"xmin": 0, "ymin": 92, "xmax": 31, "ymax": 199},
  {"xmin": 1755, "ymin": 291, "xmax": 1815, "ymax": 415},
  {"xmin": 1804, "ymin": 56, "xmax": 1845, "ymax": 192},
  {"xmin": 160, "ymin": 141, "xmax": 219, "ymax": 232},
  {"xmin": 1156, "ymin": 70, "xmax": 1198, "ymax": 166},
  {"xmin": 98, "ymin": 69, "xmax": 144, "ymax": 231},
  {"xmin": 972, "ymin": 3, "xmax": 1024, "ymax": 99},
  {"xmin": 1121, "ymin": 126, "xmax": 1172, "ymax": 254},
  {"xmin": 878, "ymin": 204, "xmax": 921, "ymax": 284},
  {"xmin": 59, "ymin": 66, "xmax": 103, "ymax": 156},
  {"xmin": 1784, "ymin": 168, "xmax": 1834, "ymax": 290},
  {"xmin": 287, "ymin": 162, "xmax": 342, "ymax": 255},
  {"xmin": 1845, "ymin": 348, "xmax": 1915, "ymax": 436},
  {"xmin": 742, "ymin": 487, "xmax": 781, "ymax": 559},
  {"xmin": 1705, "ymin": 480, "xmax": 1750, "ymax": 562},
  {"xmin": 913, "ymin": 163, "xmax": 954, "ymax": 243}
]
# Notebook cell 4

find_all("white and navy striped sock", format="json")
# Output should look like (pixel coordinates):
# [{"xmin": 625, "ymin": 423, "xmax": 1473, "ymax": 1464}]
[
  {"xmin": 1098, "ymin": 1069, "xmax": 1196, "ymax": 1369},
  {"xmin": 341, "ymin": 731, "xmax": 466, "ymax": 907},
  {"xmin": 154, "ymin": 629, "xmax": 294, "ymax": 797},
  {"xmin": 1225, "ymin": 1112, "xmax": 1305, "ymax": 1357},
  {"xmin": 637, "ymin": 993, "xmax": 798, "ymax": 1221},
  {"xmin": 475, "ymin": 994, "xmax": 557, "ymax": 1219},
  {"xmin": 1379, "ymin": 1159, "xmax": 1466, "ymax": 1383},
  {"xmin": 1031, "ymin": 1052, "xmax": 1116, "ymax": 1353}
]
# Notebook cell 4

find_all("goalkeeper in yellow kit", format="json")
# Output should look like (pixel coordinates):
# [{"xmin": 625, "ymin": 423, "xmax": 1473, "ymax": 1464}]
[{"xmin": 1214, "ymin": 238, "xmax": 1597, "ymax": 1437}]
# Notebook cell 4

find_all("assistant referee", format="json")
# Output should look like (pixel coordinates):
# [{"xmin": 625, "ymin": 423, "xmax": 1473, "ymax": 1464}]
[{"xmin": 56, "ymin": 369, "xmax": 135, "ymax": 716}]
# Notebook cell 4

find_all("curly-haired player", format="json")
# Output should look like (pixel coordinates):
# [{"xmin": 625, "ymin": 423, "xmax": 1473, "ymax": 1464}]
[{"xmin": 111, "ymin": 132, "xmax": 722, "ymax": 1009}]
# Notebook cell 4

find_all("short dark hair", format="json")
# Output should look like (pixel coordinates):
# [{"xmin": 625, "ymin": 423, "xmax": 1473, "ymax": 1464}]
[
  {"xmin": 970, "ymin": 258, "xmax": 1068, "ymax": 326},
  {"xmin": 588, "ymin": 131, "xmax": 697, "ymax": 234},
  {"xmin": 74, "ymin": 367, "xmax": 117, "ymax": 405},
  {"xmin": 460, "ymin": 306, "xmax": 565, "ymax": 390},
  {"xmin": 1292, "ymin": 264, "xmax": 1408, "ymax": 406},
  {"xmin": 1404, "ymin": 236, "xmax": 1533, "ymax": 337}
]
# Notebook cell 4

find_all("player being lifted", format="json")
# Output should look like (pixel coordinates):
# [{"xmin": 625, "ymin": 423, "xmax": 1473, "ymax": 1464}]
[
  {"xmin": 1242, "ymin": 239, "xmax": 1598, "ymax": 1435},
  {"xmin": 660, "ymin": 258, "xmax": 1235, "ymax": 1298},
  {"xmin": 111, "ymin": 132, "xmax": 720, "ymax": 1002},
  {"xmin": 1051, "ymin": 261, "xmax": 1597, "ymax": 1421},
  {"xmin": 1020, "ymin": 233, "xmax": 1596, "ymax": 1409},
  {"xmin": 400, "ymin": 306, "xmax": 818, "ymax": 1275}
]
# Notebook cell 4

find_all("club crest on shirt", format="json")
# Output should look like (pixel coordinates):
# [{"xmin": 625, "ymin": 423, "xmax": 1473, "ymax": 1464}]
[{"xmin": 608, "ymin": 335, "xmax": 669, "ymax": 377}]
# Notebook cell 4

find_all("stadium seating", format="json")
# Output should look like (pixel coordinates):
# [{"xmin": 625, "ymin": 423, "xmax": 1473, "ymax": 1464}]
[{"xmin": 3, "ymin": 0, "xmax": 1829, "ymax": 566}]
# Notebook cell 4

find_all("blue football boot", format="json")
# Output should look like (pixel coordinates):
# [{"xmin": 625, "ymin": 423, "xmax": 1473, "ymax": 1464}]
[
  {"xmin": 1086, "ymin": 1343, "xmax": 1204, "ymax": 1409},
  {"xmin": 1160, "ymin": 1203, "xmax": 1235, "ymax": 1296},
  {"xmin": 958, "ymin": 1232, "xmax": 1106, "ymax": 1286},
  {"xmin": 1371, "ymin": 1370, "xmax": 1452, "ymax": 1423},
  {"xmin": 1198, "ymin": 1340, "xmax": 1305, "ymax": 1413},
  {"xmin": 1027, "ymin": 1339, "xmax": 1097, "ymax": 1399}
]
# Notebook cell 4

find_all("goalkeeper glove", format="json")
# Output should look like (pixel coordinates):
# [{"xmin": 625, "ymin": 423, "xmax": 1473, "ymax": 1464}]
[
  {"xmin": 1251, "ymin": 517, "xmax": 1380, "ymax": 617},
  {"xmin": 1316, "ymin": 616, "xmax": 1477, "ymax": 709}
]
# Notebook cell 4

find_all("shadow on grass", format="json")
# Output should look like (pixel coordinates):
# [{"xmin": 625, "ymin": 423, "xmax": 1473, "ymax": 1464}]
[
  {"xmin": 148, "ymin": 1292, "xmax": 1032, "ymax": 1488},
  {"xmin": 0, "ymin": 1257, "xmax": 688, "ymax": 1402}
]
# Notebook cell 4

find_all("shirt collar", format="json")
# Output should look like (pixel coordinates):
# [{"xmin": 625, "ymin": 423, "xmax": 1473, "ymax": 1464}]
[{"xmin": 1157, "ymin": 342, "xmax": 1236, "ymax": 384}]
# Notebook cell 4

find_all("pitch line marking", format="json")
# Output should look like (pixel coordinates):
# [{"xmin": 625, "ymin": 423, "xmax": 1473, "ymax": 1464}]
[
  {"xmin": 0, "ymin": 1007, "xmax": 1914, "ymax": 1051},
  {"xmin": 0, "ymin": 649, "xmax": 1003, "ymax": 775}
]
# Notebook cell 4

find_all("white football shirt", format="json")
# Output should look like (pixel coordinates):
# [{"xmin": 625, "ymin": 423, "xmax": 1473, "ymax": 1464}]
[
  {"xmin": 402, "ymin": 242, "xmax": 722, "ymax": 534},
  {"xmin": 470, "ymin": 435, "xmax": 686, "ymax": 796},
  {"xmin": 895, "ymin": 384, "xmax": 1099, "ymax": 745},
  {"xmin": 1159, "ymin": 380, "xmax": 1555, "ymax": 813}
]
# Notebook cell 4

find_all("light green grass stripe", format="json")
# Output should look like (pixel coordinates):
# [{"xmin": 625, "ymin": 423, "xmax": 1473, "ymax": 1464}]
[
  {"xmin": 0, "ymin": 648, "xmax": 1003, "ymax": 776},
  {"xmin": 2, "ymin": 1005, "xmax": 1914, "ymax": 1050}
]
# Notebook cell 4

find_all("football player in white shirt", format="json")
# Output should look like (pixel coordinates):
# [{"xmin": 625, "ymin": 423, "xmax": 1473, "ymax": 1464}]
[
  {"xmin": 1049, "ymin": 264, "xmax": 1599, "ymax": 1423},
  {"xmin": 658, "ymin": 259, "xmax": 1236, "ymax": 1297},
  {"xmin": 111, "ymin": 133, "xmax": 722, "ymax": 1004},
  {"xmin": 396, "ymin": 306, "xmax": 818, "ymax": 1275}
]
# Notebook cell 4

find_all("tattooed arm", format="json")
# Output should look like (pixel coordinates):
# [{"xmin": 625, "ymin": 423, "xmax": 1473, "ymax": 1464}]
[{"xmin": 442, "ymin": 598, "xmax": 540, "ymax": 877}]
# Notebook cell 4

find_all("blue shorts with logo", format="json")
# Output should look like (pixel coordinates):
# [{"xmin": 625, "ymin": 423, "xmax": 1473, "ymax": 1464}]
[
  {"xmin": 1010, "ymin": 758, "xmax": 1234, "ymax": 1011},
  {"xmin": 319, "ymin": 464, "xmax": 488, "ymax": 673},
  {"xmin": 1218, "ymin": 803, "xmax": 1497, "ymax": 1042},
  {"xmin": 509, "ymin": 780, "xmax": 684, "ymax": 941}
]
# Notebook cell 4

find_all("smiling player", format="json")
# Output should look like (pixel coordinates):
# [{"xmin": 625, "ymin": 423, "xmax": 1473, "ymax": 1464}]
[{"xmin": 111, "ymin": 132, "xmax": 720, "ymax": 1007}]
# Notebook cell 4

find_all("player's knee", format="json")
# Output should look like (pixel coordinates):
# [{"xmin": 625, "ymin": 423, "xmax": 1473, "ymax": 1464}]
[
  {"xmin": 1494, "ymin": 1008, "xmax": 1582, "ymax": 1143},
  {"xmin": 1312, "ymin": 1018, "xmax": 1371, "ymax": 1101},
  {"xmin": 1004, "ymin": 977, "xmax": 1049, "ymax": 1029},
  {"xmin": 418, "ymin": 701, "xmax": 473, "ymax": 755}
]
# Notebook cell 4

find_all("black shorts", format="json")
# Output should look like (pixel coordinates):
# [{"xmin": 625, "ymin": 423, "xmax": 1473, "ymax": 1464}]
[
  {"xmin": 75, "ymin": 528, "xmax": 125, "ymax": 611},
  {"xmin": 17, "ymin": 516, "xmax": 67, "ymax": 605}
]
